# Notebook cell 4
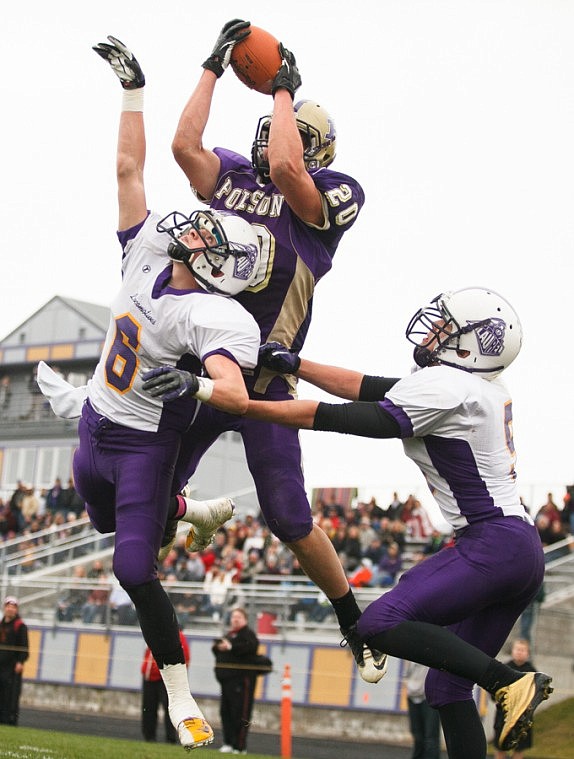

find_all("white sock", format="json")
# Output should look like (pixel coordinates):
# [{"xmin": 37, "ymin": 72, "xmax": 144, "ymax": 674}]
[
  {"xmin": 181, "ymin": 497, "xmax": 227, "ymax": 525},
  {"xmin": 160, "ymin": 662, "xmax": 204, "ymax": 724}
]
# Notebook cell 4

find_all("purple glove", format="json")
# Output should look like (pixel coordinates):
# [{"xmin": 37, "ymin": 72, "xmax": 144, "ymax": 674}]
[
  {"xmin": 258, "ymin": 342, "xmax": 301, "ymax": 374},
  {"xmin": 141, "ymin": 366, "xmax": 199, "ymax": 401}
]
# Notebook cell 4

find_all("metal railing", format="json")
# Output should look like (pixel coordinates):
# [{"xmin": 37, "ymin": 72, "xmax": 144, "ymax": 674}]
[
  {"xmin": 0, "ymin": 517, "xmax": 113, "ymax": 578},
  {"xmin": 2, "ymin": 515, "xmax": 573, "ymax": 637}
]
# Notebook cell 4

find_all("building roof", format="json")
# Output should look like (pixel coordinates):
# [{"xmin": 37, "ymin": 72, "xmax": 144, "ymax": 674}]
[{"xmin": 0, "ymin": 295, "xmax": 109, "ymax": 367}]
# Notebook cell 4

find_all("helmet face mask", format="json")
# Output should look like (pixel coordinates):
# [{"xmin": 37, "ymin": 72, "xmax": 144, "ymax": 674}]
[
  {"xmin": 251, "ymin": 99, "xmax": 337, "ymax": 180},
  {"xmin": 157, "ymin": 210, "xmax": 260, "ymax": 296},
  {"xmin": 251, "ymin": 116, "xmax": 271, "ymax": 180},
  {"xmin": 406, "ymin": 287, "xmax": 523, "ymax": 378}
]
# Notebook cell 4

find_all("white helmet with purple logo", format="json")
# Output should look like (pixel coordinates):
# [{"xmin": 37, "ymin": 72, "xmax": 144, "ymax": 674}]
[{"xmin": 406, "ymin": 287, "xmax": 523, "ymax": 378}]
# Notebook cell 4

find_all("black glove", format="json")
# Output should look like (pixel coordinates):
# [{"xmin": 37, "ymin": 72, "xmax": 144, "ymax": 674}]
[
  {"xmin": 271, "ymin": 44, "xmax": 301, "ymax": 98},
  {"xmin": 258, "ymin": 342, "xmax": 301, "ymax": 374},
  {"xmin": 92, "ymin": 35, "xmax": 145, "ymax": 89},
  {"xmin": 141, "ymin": 366, "xmax": 199, "ymax": 402},
  {"xmin": 202, "ymin": 19, "xmax": 251, "ymax": 78}
]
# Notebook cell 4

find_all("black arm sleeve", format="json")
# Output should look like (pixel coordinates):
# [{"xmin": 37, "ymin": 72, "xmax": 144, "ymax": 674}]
[
  {"xmin": 313, "ymin": 401, "xmax": 401, "ymax": 438},
  {"xmin": 358, "ymin": 375, "xmax": 401, "ymax": 401}
]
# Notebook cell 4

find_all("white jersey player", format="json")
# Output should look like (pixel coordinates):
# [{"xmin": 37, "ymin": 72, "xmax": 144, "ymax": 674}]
[
  {"xmin": 384, "ymin": 365, "xmax": 531, "ymax": 531},
  {"xmin": 39, "ymin": 35, "xmax": 264, "ymax": 752},
  {"xmin": 249, "ymin": 286, "xmax": 552, "ymax": 759},
  {"xmin": 88, "ymin": 210, "xmax": 260, "ymax": 433}
]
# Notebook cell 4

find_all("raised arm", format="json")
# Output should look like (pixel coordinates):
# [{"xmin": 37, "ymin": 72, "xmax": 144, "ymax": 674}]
[
  {"xmin": 171, "ymin": 70, "xmax": 222, "ymax": 201},
  {"xmin": 268, "ymin": 47, "xmax": 325, "ymax": 226},
  {"xmin": 172, "ymin": 19, "xmax": 250, "ymax": 200},
  {"xmin": 92, "ymin": 36, "xmax": 147, "ymax": 230}
]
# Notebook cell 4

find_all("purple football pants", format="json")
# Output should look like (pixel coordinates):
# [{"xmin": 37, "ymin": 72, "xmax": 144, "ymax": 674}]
[
  {"xmin": 174, "ymin": 402, "xmax": 312, "ymax": 544},
  {"xmin": 73, "ymin": 400, "xmax": 180, "ymax": 587},
  {"xmin": 357, "ymin": 517, "xmax": 545, "ymax": 707}
]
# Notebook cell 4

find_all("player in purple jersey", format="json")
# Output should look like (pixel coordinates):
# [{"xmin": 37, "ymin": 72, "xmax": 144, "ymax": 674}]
[
  {"xmin": 247, "ymin": 287, "xmax": 553, "ymax": 759},
  {"xmin": 65, "ymin": 36, "xmax": 263, "ymax": 751},
  {"xmin": 164, "ymin": 19, "xmax": 386, "ymax": 683}
]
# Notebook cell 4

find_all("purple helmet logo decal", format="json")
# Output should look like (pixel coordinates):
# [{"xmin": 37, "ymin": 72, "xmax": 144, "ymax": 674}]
[
  {"xmin": 469, "ymin": 318, "xmax": 506, "ymax": 357},
  {"xmin": 232, "ymin": 243, "xmax": 259, "ymax": 281}
]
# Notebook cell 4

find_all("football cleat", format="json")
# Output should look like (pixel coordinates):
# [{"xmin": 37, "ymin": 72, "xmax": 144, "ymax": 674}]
[
  {"xmin": 340, "ymin": 624, "xmax": 388, "ymax": 683},
  {"xmin": 495, "ymin": 671, "xmax": 553, "ymax": 751},
  {"xmin": 177, "ymin": 716, "xmax": 214, "ymax": 750},
  {"xmin": 185, "ymin": 497, "xmax": 235, "ymax": 552}
]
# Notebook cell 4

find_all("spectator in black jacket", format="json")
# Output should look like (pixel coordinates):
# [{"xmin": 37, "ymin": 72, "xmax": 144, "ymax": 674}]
[
  {"xmin": 0, "ymin": 597, "xmax": 29, "ymax": 725},
  {"xmin": 212, "ymin": 607, "xmax": 259, "ymax": 754}
]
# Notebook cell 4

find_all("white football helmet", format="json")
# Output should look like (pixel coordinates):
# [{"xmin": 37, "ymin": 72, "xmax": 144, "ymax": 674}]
[
  {"xmin": 157, "ymin": 209, "xmax": 260, "ymax": 296},
  {"xmin": 252, "ymin": 99, "xmax": 337, "ymax": 180},
  {"xmin": 406, "ymin": 287, "xmax": 523, "ymax": 378}
]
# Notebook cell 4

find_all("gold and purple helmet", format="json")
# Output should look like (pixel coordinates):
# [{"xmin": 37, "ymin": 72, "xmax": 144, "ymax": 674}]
[{"xmin": 252, "ymin": 99, "xmax": 337, "ymax": 180}]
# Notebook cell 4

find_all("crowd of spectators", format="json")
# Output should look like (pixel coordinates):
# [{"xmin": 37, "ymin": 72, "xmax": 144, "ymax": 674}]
[
  {"xmin": 152, "ymin": 491, "xmax": 446, "ymax": 627},
  {"xmin": 532, "ymin": 491, "xmax": 574, "ymax": 552},
  {"xmin": 2, "ymin": 479, "xmax": 573, "ymax": 628},
  {"xmin": 0, "ymin": 478, "xmax": 87, "ymax": 543}
]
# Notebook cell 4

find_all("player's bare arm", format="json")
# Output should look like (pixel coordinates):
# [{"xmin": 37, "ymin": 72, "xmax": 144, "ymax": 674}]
[
  {"xmin": 246, "ymin": 395, "xmax": 401, "ymax": 440},
  {"xmin": 172, "ymin": 21, "xmax": 250, "ymax": 200},
  {"xmin": 116, "ymin": 111, "xmax": 147, "ymax": 231},
  {"xmin": 203, "ymin": 353, "xmax": 250, "ymax": 414},
  {"xmin": 247, "ymin": 398, "xmax": 318, "ymax": 428},
  {"xmin": 298, "ymin": 359, "xmax": 364, "ymax": 399},
  {"xmin": 258, "ymin": 343, "xmax": 364, "ymax": 399},
  {"xmin": 143, "ymin": 355, "xmax": 250, "ymax": 416},
  {"xmin": 268, "ymin": 50, "xmax": 325, "ymax": 226},
  {"xmin": 171, "ymin": 71, "xmax": 222, "ymax": 201},
  {"xmin": 92, "ymin": 36, "xmax": 148, "ymax": 231}
]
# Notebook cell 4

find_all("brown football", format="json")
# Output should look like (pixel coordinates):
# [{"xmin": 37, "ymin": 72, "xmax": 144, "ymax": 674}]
[{"xmin": 230, "ymin": 26, "xmax": 282, "ymax": 95}]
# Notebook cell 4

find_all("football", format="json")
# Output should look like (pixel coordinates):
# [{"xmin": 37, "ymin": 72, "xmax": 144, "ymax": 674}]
[{"xmin": 230, "ymin": 26, "xmax": 282, "ymax": 95}]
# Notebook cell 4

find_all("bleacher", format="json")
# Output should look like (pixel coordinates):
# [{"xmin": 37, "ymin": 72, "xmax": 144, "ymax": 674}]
[
  {"xmin": 2, "ymin": 514, "xmax": 572, "ymax": 650},
  {"xmin": 0, "ymin": 515, "xmax": 424, "ymax": 633}
]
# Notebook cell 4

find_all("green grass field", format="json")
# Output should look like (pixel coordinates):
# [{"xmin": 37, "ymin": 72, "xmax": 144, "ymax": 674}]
[
  {"xmin": 0, "ymin": 726, "xmax": 274, "ymax": 759},
  {"xmin": 1, "ymin": 698, "xmax": 573, "ymax": 759}
]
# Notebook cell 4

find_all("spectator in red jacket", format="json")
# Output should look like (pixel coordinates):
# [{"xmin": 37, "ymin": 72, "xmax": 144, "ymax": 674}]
[
  {"xmin": 141, "ymin": 629, "xmax": 190, "ymax": 743},
  {"xmin": 348, "ymin": 558, "xmax": 374, "ymax": 588}
]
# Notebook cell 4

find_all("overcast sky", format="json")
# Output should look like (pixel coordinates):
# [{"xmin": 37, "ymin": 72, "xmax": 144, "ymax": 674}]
[{"xmin": 2, "ymin": 1, "xmax": 573, "ymax": 526}]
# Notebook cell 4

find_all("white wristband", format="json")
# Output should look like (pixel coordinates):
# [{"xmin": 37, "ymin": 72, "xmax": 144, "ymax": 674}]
[
  {"xmin": 194, "ymin": 377, "xmax": 214, "ymax": 402},
  {"xmin": 122, "ymin": 88, "xmax": 144, "ymax": 112}
]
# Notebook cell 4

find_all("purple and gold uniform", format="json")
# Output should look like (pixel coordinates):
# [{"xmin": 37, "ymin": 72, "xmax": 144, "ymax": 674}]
[{"xmin": 175, "ymin": 149, "xmax": 364, "ymax": 542}]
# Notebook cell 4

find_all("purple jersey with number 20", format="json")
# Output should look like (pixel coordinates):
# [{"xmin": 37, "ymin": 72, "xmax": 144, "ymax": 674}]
[
  {"xmin": 206, "ymin": 147, "xmax": 365, "ymax": 395},
  {"xmin": 175, "ymin": 148, "xmax": 365, "ymax": 544}
]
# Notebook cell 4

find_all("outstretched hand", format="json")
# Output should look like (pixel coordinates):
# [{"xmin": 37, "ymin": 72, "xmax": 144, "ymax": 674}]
[
  {"xmin": 271, "ymin": 44, "xmax": 301, "ymax": 98},
  {"xmin": 92, "ymin": 35, "xmax": 145, "ymax": 89},
  {"xmin": 202, "ymin": 19, "xmax": 251, "ymax": 78},
  {"xmin": 258, "ymin": 342, "xmax": 301, "ymax": 374},
  {"xmin": 141, "ymin": 366, "xmax": 200, "ymax": 402}
]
